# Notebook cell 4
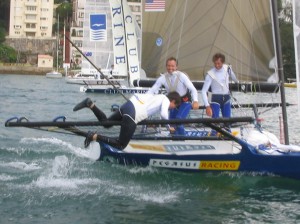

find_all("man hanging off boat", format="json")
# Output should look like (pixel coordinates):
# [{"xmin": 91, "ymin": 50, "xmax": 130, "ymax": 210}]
[
  {"xmin": 73, "ymin": 92, "xmax": 181, "ymax": 150},
  {"xmin": 201, "ymin": 53, "xmax": 239, "ymax": 133},
  {"xmin": 147, "ymin": 57, "xmax": 199, "ymax": 135}
]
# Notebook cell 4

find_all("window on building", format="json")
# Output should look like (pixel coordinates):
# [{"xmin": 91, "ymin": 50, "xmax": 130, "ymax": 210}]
[
  {"xmin": 26, "ymin": 15, "xmax": 36, "ymax": 20},
  {"xmin": 27, "ymin": 6, "xmax": 36, "ymax": 11},
  {"xmin": 26, "ymin": 23, "xmax": 36, "ymax": 28},
  {"xmin": 26, "ymin": 32, "xmax": 36, "ymax": 37}
]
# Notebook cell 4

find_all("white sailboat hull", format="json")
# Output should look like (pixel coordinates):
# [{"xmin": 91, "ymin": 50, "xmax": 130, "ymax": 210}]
[{"xmin": 46, "ymin": 71, "xmax": 63, "ymax": 78}]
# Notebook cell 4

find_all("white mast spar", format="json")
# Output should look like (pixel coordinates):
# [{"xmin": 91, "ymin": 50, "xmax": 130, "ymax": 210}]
[{"xmin": 293, "ymin": 0, "xmax": 300, "ymax": 115}]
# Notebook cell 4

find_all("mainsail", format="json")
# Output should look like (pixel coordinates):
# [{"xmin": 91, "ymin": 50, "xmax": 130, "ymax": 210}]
[
  {"xmin": 80, "ymin": 0, "xmax": 141, "ymax": 81},
  {"xmin": 110, "ymin": 0, "xmax": 141, "ymax": 83},
  {"xmin": 82, "ymin": 0, "xmax": 114, "ymax": 75},
  {"xmin": 141, "ymin": 0, "xmax": 275, "ymax": 81}
]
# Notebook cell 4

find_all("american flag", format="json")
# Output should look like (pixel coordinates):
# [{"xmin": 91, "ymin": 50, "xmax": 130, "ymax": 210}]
[{"xmin": 145, "ymin": 0, "xmax": 165, "ymax": 12}]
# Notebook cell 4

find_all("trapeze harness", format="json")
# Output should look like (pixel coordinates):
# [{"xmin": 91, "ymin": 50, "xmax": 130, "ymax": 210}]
[{"xmin": 165, "ymin": 73, "xmax": 191, "ymax": 103}]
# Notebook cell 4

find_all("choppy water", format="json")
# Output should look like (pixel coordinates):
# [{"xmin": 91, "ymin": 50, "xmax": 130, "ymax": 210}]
[{"xmin": 1, "ymin": 74, "xmax": 300, "ymax": 223}]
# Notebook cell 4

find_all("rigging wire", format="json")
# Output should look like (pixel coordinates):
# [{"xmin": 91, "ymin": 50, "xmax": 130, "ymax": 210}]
[{"xmin": 65, "ymin": 36, "xmax": 129, "ymax": 102}]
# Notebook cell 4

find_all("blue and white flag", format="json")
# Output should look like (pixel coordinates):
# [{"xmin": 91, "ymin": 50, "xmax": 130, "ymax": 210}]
[{"xmin": 90, "ymin": 14, "xmax": 107, "ymax": 41}]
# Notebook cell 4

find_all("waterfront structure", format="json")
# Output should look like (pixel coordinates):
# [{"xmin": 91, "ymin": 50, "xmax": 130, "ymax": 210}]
[{"xmin": 38, "ymin": 54, "xmax": 53, "ymax": 68}]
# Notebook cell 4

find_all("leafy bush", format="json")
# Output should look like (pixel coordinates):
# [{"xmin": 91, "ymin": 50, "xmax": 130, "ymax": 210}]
[
  {"xmin": 0, "ymin": 44, "xmax": 17, "ymax": 63},
  {"xmin": 0, "ymin": 26, "xmax": 5, "ymax": 43}
]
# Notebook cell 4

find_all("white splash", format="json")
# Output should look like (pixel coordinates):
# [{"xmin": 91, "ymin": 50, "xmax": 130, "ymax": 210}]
[
  {"xmin": 0, "ymin": 174, "xmax": 18, "ymax": 181},
  {"xmin": 105, "ymin": 182, "xmax": 180, "ymax": 204},
  {"xmin": 1, "ymin": 161, "xmax": 41, "ymax": 171},
  {"xmin": 20, "ymin": 137, "xmax": 96, "ymax": 160},
  {"xmin": 51, "ymin": 155, "xmax": 70, "ymax": 177}
]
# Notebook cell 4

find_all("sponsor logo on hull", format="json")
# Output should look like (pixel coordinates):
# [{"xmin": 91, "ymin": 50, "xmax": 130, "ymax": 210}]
[
  {"xmin": 149, "ymin": 159, "xmax": 240, "ymax": 170},
  {"xmin": 150, "ymin": 159, "xmax": 200, "ymax": 169}
]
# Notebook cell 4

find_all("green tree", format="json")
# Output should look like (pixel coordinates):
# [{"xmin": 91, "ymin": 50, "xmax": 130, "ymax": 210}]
[
  {"xmin": 0, "ymin": 26, "xmax": 6, "ymax": 43},
  {"xmin": 53, "ymin": 2, "xmax": 73, "ymax": 34},
  {"xmin": 54, "ymin": 0, "xmax": 68, "ymax": 4},
  {"xmin": 0, "ymin": 44, "xmax": 17, "ymax": 63},
  {"xmin": 56, "ymin": 2, "xmax": 72, "ymax": 25}
]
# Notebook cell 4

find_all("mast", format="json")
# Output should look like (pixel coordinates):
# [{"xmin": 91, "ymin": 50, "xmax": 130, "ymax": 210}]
[
  {"xmin": 293, "ymin": 0, "xmax": 300, "ymax": 114},
  {"xmin": 63, "ymin": 21, "xmax": 66, "ymax": 64},
  {"xmin": 271, "ymin": 0, "xmax": 289, "ymax": 144},
  {"xmin": 57, "ymin": 14, "xmax": 59, "ymax": 71}
]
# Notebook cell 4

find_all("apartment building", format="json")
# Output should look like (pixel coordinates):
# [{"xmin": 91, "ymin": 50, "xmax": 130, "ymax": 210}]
[{"xmin": 9, "ymin": 0, "xmax": 54, "ymax": 38}]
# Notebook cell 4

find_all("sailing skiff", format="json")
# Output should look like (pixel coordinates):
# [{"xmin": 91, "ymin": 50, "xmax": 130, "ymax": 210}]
[{"xmin": 5, "ymin": 116, "xmax": 300, "ymax": 180}]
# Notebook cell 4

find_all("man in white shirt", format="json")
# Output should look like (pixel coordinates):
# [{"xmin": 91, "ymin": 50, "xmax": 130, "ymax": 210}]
[
  {"xmin": 147, "ymin": 57, "xmax": 199, "ymax": 135},
  {"xmin": 201, "ymin": 53, "xmax": 239, "ymax": 132},
  {"xmin": 73, "ymin": 92, "xmax": 181, "ymax": 150}
]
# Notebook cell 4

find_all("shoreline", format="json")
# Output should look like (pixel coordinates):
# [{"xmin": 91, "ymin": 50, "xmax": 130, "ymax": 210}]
[{"xmin": 0, "ymin": 65, "xmax": 65, "ymax": 76}]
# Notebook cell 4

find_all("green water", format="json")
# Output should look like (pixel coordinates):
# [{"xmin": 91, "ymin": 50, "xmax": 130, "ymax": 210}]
[{"xmin": 1, "ymin": 74, "xmax": 300, "ymax": 223}]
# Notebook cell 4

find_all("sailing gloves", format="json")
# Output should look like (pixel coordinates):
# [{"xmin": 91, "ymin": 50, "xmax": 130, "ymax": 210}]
[{"xmin": 84, "ymin": 131, "xmax": 96, "ymax": 148}]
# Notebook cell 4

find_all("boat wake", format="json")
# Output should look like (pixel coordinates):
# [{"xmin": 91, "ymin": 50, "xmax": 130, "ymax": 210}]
[{"xmin": 20, "ymin": 137, "xmax": 96, "ymax": 160}]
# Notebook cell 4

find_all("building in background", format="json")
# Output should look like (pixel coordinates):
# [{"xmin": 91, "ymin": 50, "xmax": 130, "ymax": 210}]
[
  {"xmin": 9, "ymin": 0, "xmax": 54, "ymax": 38},
  {"xmin": 38, "ymin": 54, "xmax": 53, "ymax": 68},
  {"xmin": 7, "ymin": 0, "xmax": 58, "ymax": 67}
]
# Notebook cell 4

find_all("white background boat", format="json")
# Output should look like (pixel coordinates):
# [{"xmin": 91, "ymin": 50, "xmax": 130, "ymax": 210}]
[
  {"xmin": 46, "ymin": 71, "xmax": 62, "ymax": 78},
  {"xmin": 65, "ymin": 68, "xmax": 124, "ymax": 85}
]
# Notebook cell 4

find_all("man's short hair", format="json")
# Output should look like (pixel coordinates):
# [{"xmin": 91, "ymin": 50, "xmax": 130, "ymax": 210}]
[
  {"xmin": 166, "ymin": 57, "xmax": 178, "ymax": 66},
  {"xmin": 212, "ymin": 53, "xmax": 225, "ymax": 63},
  {"xmin": 167, "ymin": 91, "xmax": 181, "ymax": 106}
]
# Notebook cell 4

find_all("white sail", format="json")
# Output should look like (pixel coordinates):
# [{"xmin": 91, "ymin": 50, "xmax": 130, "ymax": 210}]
[
  {"xmin": 293, "ymin": 0, "xmax": 300, "ymax": 113},
  {"xmin": 122, "ymin": 0, "xmax": 141, "ymax": 84},
  {"xmin": 82, "ymin": 0, "xmax": 114, "ymax": 75},
  {"xmin": 142, "ymin": 0, "xmax": 275, "ymax": 81},
  {"xmin": 110, "ymin": 0, "xmax": 129, "ymax": 77}
]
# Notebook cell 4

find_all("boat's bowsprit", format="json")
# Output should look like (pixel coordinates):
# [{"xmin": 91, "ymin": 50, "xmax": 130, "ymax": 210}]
[{"xmin": 5, "ymin": 116, "xmax": 255, "ymax": 128}]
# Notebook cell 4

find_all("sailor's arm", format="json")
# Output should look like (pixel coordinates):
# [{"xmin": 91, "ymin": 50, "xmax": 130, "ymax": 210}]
[
  {"xmin": 201, "ymin": 75, "xmax": 213, "ymax": 117},
  {"xmin": 147, "ymin": 76, "xmax": 164, "ymax": 94},
  {"xmin": 228, "ymin": 65, "xmax": 239, "ymax": 83},
  {"xmin": 160, "ymin": 98, "xmax": 175, "ymax": 133}
]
